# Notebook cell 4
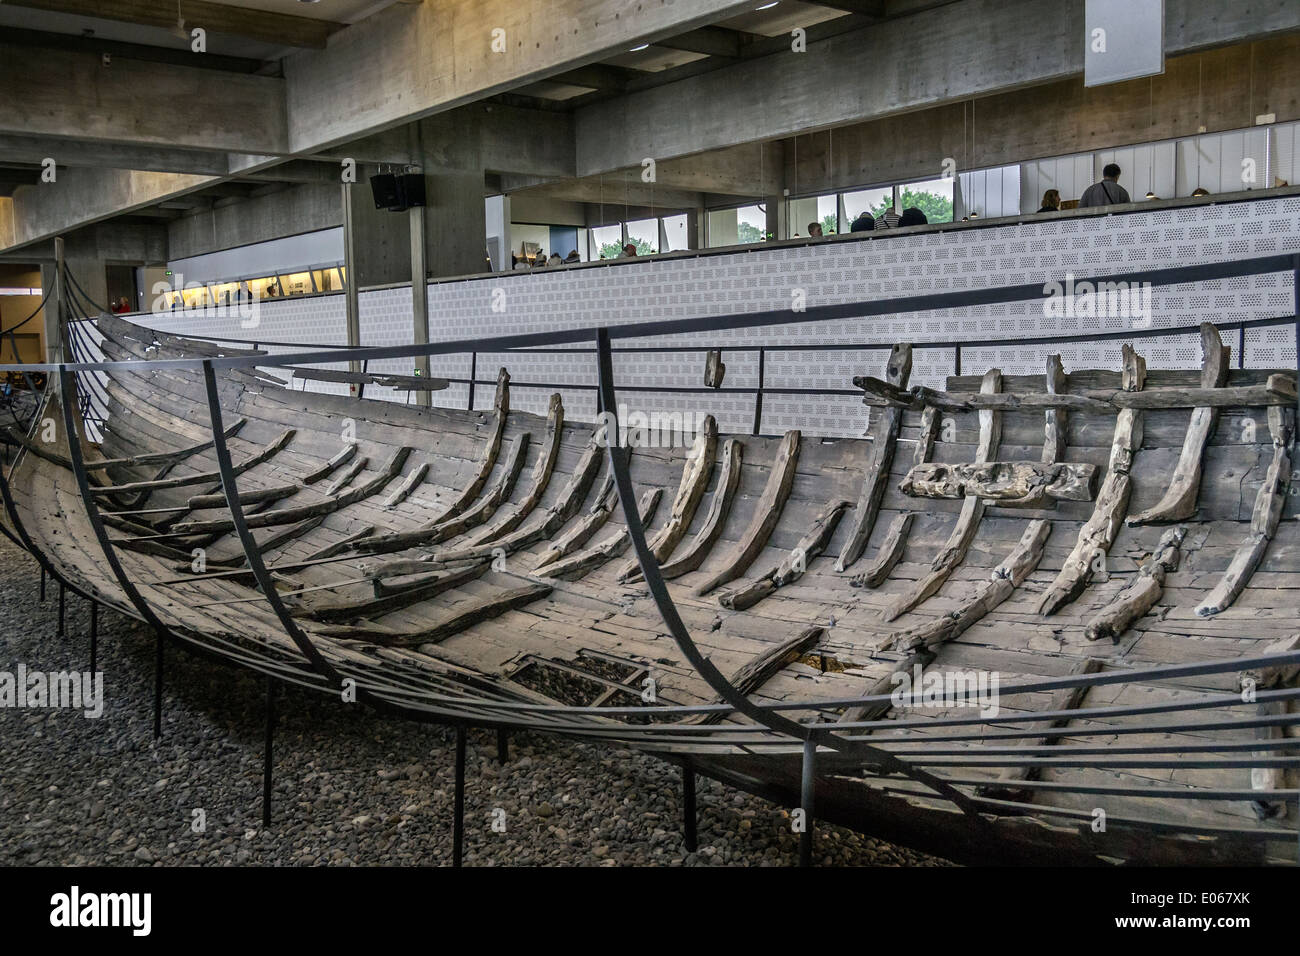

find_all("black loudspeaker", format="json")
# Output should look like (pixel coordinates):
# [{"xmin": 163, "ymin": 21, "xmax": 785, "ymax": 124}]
[
  {"xmin": 370, "ymin": 173, "xmax": 402, "ymax": 211},
  {"xmin": 369, "ymin": 172, "xmax": 425, "ymax": 212},
  {"xmin": 399, "ymin": 172, "xmax": 426, "ymax": 208}
]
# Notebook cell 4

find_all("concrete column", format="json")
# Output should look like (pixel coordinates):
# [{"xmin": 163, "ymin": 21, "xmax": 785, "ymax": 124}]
[
  {"xmin": 341, "ymin": 184, "xmax": 362, "ymax": 390},
  {"xmin": 42, "ymin": 238, "xmax": 63, "ymax": 364},
  {"xmin": 409, "ymin": 202, "xmax": 431, "ymax": 406},
  {"xmin": 420, "ymin": 166, "xmax": 488, "ymax": 278}
]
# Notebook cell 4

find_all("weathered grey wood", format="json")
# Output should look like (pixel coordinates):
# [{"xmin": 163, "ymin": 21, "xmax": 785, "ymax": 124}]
[
  {"xmin": 427, "ymin": 368, "xmax": 510, "ymax": 525},
  {"xmin": 718, "ymin": 500, "xmax": 850, "ymax": 610},
  {"xmin": 695, "ymin": 429, "xmax": 801, "ymax": 596},
  {"xmin": 1083, "ymin": 525, "xmax": 1186, "ymax": 642},
  {"xmin": 852, "ymin": 512, "xmax": 913, "ymax": 589},
  {"xmin": 4, "ymin": 417, "xmax": 246, "ymax": 472},
  {"xmin": 1129, "ymin": 324, "xmax": 1229, "ymax": 525},
  {"xmin": 170, "ymin": 446, "xmax": 413, "ymax": 534},
  {"xmin": 315, "ymin": 583, "xmax": 553, "ymax": 646},
  {"xmin": 837, "ymin": 344, "xmax": 912, "ymax": 572},
  {"xmin": 372, "ymin": 373, "xmax": 451, "ymax": 391},
  {"xmin": 1042, "ymin": 354, "xmax": 1067, "ymax": 465},
  {"xmin": 900, "ymin": 460, "xmax": 1097, "ymax": 504},
  {"xmin": 437, "ymin": 434, "xmax": 603, "ymax": 563},
  {"xmin": 383, "ymin": 461, "xmax": 430, "ymax": 508},
  {"xmin": 186, "ymin": 482, "xmax": 300, "ymax": 510},
  {"xmin": 533, "ymin": 474, "xmax": 617, "ymax": 572},
  {"xmin": 351, "ymin": 432, "xmax": 530, "ymax": 555},
  {"xmin": 693, "ymin": 626, "xmax": 824, "ymax": 725},
  {"xmin": 89, "ymin": 428, "xmax": 295, "ymax": 496},
  {"xmin": 856, "ymin": 372, "xmax": 1295, "ymax": 412},
  {"xmin": 539, "ymin": 488, "xmax": 663, "ymax": 581},
  {"xmin": 464, "ymin": 393, "xmax": 566, "ymax": 546},
  {"xmin": 877, "ymin": 518, "xmax": 1051, "ymax": 653},
  {"xmin": 292, "ymin": 367, "xmax": 374, "ymax": 386},
  {"xmin": 297, "ymin": 561, "xmax": 488, "ymax": 623},
  {"xmin": 303, "ymin": 443, "xmax": 358, "ymax": 485},
  {"xmin": 881, "ymin": 368, "xmax": 1001, "ymax": 622},
  {"xmin": 704, "ymin": 350, "xmax": 725, "ymax": 388},
  {"xmin": 617, "ymin": 416, "xmax": 717, "ymax": 582},
  {"xmin": 658, "ymin": 438, "xmax": 743, "ymax": 580},
  {"xmin": 975, "ymin": 658, "xmax": 1104, "ymax": 801},
  {"xmin": 1196, "ymin": 406, "xmax": 1294, "ymax": 617},
  {"xmin": 912, "ymin": 404, "xmax": 939, "ymax": 467},
  {"xmin": 322, "ymin": 454, "xmax": 369, "ymax": 496},
  {"xmin": 1237, "ymin": 634, "xmax": 1300, "ymax": 815},
  {"xmin": 1038, "ymin": 345, "xmax": 1146, "ymax": 616}
]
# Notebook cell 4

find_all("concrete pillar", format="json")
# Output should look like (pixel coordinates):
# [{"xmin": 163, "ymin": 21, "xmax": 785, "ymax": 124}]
[
  {"xmin": 341, "ymin": 183, "xmax": 362, "ymax": 389},
  {"xmin": 420, "ymin": 166, "xmax": 487, "ymax": 278},
  {"xmin": 484, "ymin": 194, "xmax": 510, "ymax": 272},
  {"xmin": 409, "ymin": 202, "xmax": 431, "ymax": 406}
]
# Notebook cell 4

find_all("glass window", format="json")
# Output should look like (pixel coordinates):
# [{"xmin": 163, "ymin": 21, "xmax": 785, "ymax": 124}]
[
  {"xmin": 589, "ymin": 224, "xmax": 623, "ymax": 260},
  {"xmin": 625, "ymin": 218, "xmax": 659, "ymax": 255},
  {"xmin": 789, "ymin": 194, "xmax": 841, "ymax": 237},
  {"xmin": 842, "ymin": 187, "xmax": 894, "ymax": 226},
  {"xmin": 898, "ymin": 177, "xmax": 955, "ymax": 224},
  {"xmin": 735, "ymin": 204, "xmax": 766, "ymax": 244},
  {"xmin": 661, "ymin": 214, "xmax": 690, "ymax": 252}
]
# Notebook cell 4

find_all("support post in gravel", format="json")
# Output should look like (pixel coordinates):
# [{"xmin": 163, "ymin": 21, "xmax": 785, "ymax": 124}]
[
  {"xmin": 263, "ymin": 675, "xmax": 275, "ymax": 828},
  {"xmin": 799, "ymin": 739, "xmax": 816, "ymax": 868},
  {"xmin": 152, "ymin": 633, "xmax": 163, "ymax": 740},
  {"xmin": 496, "ymin": 727, "xmax": 508, "ymax": 765},
  {"xmin": 89, "ymin": 601, "xmax": 97, "ymax": 675},
  {"xmin": 39, "ymin": 567, "xmax": 45, "ymax": 603},
  {"xmin": 453, "ymin": 724, "xmax": 467, "ymax": 868},
  {"xmin": 682, "ymin": 762, "xmax": 698, "ymax": 852},
  {"xmin": 57, "ymin": 581, "xmax": 65, "ymax": 635}
]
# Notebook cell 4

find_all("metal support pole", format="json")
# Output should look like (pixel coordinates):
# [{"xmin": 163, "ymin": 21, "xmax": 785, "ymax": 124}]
[
  {"xmin": 263, "ymin": 676, "xmax": 275, "ymax": 828},
  {"xmin": 954, "ymin": 343, "xmax": 962, "ymax": 377},
  {"xmin": 89, "ymin": 601, "xmax": 97, "ymax": 675},
  {"xmin": 799, "ymin": 739, "xmax": 816, "ymax": 867},
  {"xmin": 467, "ymin": 352, "xmax": 477, "ymax": 411},
  {"xmin": 153, "ymin": 632, "xmax": 163, "ymax": 739},
  {"xmin": 496, "ymin": 727, "xmax": 508, "ymax": 764},
  {"xmin": 682, "ymin": 762, "xmax": 698, "ymax": 852},
  {"xmin": 453, "ymin": 724, "xmax": 467, "ymax": 868},
  {"xmin": 39, "ymin": 567, "xmax": 45, "ymax": 603},
  {"xmin": 57, "ymin": 581, "xmax": 64, "ymax": 635},
  {"xmin": 752, "ymin": 347, "xmax": 765, "ymax": 436}
]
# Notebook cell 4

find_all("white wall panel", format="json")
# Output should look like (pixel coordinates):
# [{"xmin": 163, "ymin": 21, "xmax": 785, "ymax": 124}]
[{"xmin": 134, "ymin": 195, "xmax": 1300, "ymax": 438}]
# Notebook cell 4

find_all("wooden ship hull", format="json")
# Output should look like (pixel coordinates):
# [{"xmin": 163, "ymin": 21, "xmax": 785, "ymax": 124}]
[{"xmin": 3, "ymin": 312, "xmax": 1299, "ymax": 866}]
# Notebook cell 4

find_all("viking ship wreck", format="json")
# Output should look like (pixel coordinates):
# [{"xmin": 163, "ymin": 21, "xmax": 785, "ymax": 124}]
[{"xmin": 3, "ymin": 264, "xmax": 1299, "ymax": 867}]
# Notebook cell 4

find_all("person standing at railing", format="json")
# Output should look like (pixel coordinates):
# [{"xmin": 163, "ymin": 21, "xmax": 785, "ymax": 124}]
[{"xmin": 1080, "ymin": 164, "xmax": 1130, "ymax": 207}]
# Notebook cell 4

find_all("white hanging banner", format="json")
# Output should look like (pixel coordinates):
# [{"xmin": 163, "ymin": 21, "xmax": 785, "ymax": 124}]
[{"xmin": 1084, "ymin": 0, "xmax": 1165, "ymax": 88}]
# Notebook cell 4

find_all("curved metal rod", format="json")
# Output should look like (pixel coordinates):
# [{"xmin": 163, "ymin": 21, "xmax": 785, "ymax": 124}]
[
  {"xmin": 199, "ymin": 357, "xmax": 480, "ymax": 727},
  {"xmin": 592, "ymin": 327, "xmax": 988, "ymax": 817},
  {"xmin": 0, "ymin": 369, "xmax": 94, "ymax": 602},
  {"xmin": 56, "ymin": 366, "xmax": 178, "ymax": 636}
]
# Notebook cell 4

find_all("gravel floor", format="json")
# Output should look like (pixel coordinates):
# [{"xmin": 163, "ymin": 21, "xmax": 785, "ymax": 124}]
[{"xmin": 0, "ymin": 536, "xmax": 951, "ymax": 867}]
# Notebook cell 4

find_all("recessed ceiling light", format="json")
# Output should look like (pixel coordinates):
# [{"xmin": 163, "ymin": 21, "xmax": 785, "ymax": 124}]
[
  {"xmin": 756, "ymin": 2, "xmax": 780, "ymax": 9},
  {"xmin": 629, "ymin": 43, "xmax": 649, "ymax": 52}
]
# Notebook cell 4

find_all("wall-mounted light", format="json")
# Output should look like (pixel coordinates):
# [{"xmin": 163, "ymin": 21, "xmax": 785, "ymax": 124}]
[
  {"xmin": 757, "ymin": 2, "xmax": 780, "ymax": 10},
  {"xmin": 629, "ymin": 43, "xmax": 649, "ymax": 52}
]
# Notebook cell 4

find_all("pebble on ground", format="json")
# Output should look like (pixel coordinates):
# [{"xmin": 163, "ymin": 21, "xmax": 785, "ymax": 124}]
[{"xmin": 0, "ymin": 536, "xmax": 951, "ymax": 867}]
